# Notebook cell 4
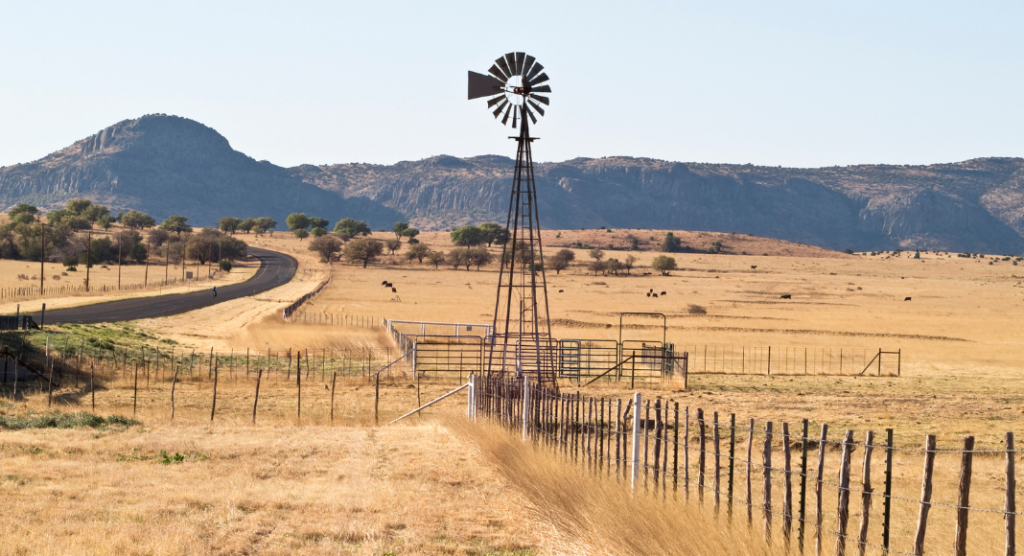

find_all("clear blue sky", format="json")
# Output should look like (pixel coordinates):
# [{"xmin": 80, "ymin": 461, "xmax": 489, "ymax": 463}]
[{"xmin": 2, "ymin": 1, "xmax": 1022, "ymax": 169}]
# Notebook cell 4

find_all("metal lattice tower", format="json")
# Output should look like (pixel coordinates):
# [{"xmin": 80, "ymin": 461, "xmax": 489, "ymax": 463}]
[{"xmin": 467, "ymin": 52, "xmax": 558, "ymax": 389}]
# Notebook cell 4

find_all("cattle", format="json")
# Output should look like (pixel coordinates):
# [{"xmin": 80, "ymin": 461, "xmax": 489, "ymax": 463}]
[
  {"xmin": 780, "ymin": 294, "xmax": 792, "ymax": 299},
  {"xmin": 558, "ymin": 289, "xmax": 564, "ymax": 293},
  {"xmin": 751, "ymin": 265, "xmax": 757, "ymax": 270},
  {"xmin": 391, "ymin": 287, "xmax": 397, "ymax": 293},
  {"xmin": 646, "ymin": 292, "xmax": 651, "ymax": 297},
  {"xmin": 652, "ymin": 293, "xmax": 658, "ymax": 298},
  {"xmin": 381, "ymin": 280, "xmax": 388, "ymax": 285},
  {"xmin": 904, "ymin": 297, "xmax": 911, "ymax": 301},
  {"xmin": 660, "ymin": 291, "xmax": 667, "ymax": 296}
]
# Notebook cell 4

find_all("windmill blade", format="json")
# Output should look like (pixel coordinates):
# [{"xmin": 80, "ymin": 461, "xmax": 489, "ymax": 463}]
[
  {"xmin": 514, "ymin": 52, "xmax": 525, "ymax": 76},
  {"xmin": 527, "ymin": 99, "xmax": 545, "ymax": 116},
  {"xmin": 522, "ymin": 54, "xmax": 536, "ymax": 79},
  {"xmin": 504, "ymin": 53, "xmax": 518, "ymax": 76},
  {"xmin": 488, "ymin": 64, "xmax": 508, "ymax": 82},
  {"xmin": 527, "ymin": 73, "xmax": 549, "ymax": 87},
  {"xmin": 528, "ymin": 93, "xmax": 550, "ymax": 105},
  {"xmin": 501, "ymin": 104, "xmax": 512, "ymax": 125},
  {"xmin": 525, "ymin": 62, "xmax": 544, "ymax": 83},
  {"xmin": 468, "ymin": 71, "xmax": 506, "ymax": 100},
  {"xmin": 512, "ymin": 106, "xmax": 518, "ymax": 128},
  {"xmin": 495, "ymin": 56, "xmax": 513, "ymax": 78},
  {"xmin": 492, "ymin": 99, "xmax": 509, "ymax": 118},
  {"xmin": 531, "ymin": 84, "xmax": 552, "ymax": 93},
  {"xmin": 486, "ymin": 94, "xmax": 506, "ymax": 108},
  {"xmin": 524, "ymin": 104, "xmax": 537, "ymax": 125}
]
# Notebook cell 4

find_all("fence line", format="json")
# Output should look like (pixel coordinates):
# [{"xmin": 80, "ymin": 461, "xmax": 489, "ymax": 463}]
[
  {"xmin": 0, "ymin": 272, "xmax": 219, "ymax": 301},
  {"xmin": 282, "ymin": 276, "xmax": 331, "ymax": 320},
  {"xmin": 473, "ymin": 376, "xmax": 1017, "ymax": 556}
]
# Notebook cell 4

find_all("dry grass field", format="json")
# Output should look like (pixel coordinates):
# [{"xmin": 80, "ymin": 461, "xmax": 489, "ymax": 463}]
[{"xmin": 4, "ymin": 227, "xmax": 1024, "ymax": 555}]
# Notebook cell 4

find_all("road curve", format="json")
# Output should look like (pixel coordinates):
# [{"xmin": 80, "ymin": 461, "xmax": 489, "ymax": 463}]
[{"xmin": 28, "ymin": 247, "xmax": 297, "ymax": 324}]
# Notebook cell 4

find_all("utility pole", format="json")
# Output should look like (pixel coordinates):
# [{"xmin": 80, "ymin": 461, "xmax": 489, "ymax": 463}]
[
  {"xmin": 39, "ymin": 223, "xmax": 45, "ymax": 295},
  {"xmin": 85, "ymin": 230, "xmax": 92, "ymax": 292}
]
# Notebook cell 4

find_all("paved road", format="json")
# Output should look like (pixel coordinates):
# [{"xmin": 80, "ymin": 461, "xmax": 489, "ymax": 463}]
[{"xmin": 27, "ymin": 247, "xmax": 297, "ymax": 324}]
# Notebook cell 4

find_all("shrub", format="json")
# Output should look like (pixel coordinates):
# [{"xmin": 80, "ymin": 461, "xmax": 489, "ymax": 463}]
[
  {"xmin": 219, "ymin": 260, "xmax": 232, "ymax": 272},
  {"xmin": 687, "ymin": 304, "xmax": 707, "ymax": 315},
  {"xmin": 651, "ymin": 255, "xmax": 677, "ymax": 274}
]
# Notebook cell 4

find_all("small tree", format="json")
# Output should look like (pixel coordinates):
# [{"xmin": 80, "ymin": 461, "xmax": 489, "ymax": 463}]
[
  {"xmin": 218, "ymin": 216, "xmax": 241, "ymax": 234},
  {"xmin": 121, "ymin": 210, "xmax": 156, "ymax": 230},
  {"xmin": 651, "ymin": 255, "xmax": 677, "ymax": 274},
  {"xmin": 547, "ymin": 255, "xmax": 568, "ymax": 275},
  {"xmin": 428, "ymin": 250, "xmax": 446, "ymax": 269},
  {"xmin": 9, "ymin": 204, "xmax": 39, "ymax": 225},
  {"xmin": 606, "ymin": 258, "xmax": 623, "ymax": 275},
  {"xmin": 660, "ymin": 232, "xmax": 682, "ymax": 253},
  {"xmin": 401, "ymin": 227, "xmax": 420, "ymax": 241},
  {"xmin": 479, "ymin": 222, "xmax": 510, "ymax": 246},
  {"xmin": 286, "ymin": 212, "xmax": 311, "ymax": 233},
  {"xmin": 447, "ymin": 249, "xmax": 468, "ymax": 270},
  {"xmin": 555, "ymin": 249, "xmax": 575, "ymax": 264},
  {"xmin": 450, "ymin": 225, "xmax": 485, "ymax": 246},
  {"xmin": 623, "ymin": 254, "xmax": 636, "ymax": 275},
  {"xmin": 384, "ymin": 238, "xmax": 402, "ymax": 255},
  {"xmin": 293, "ymin": 228, "xmax": 309, "ymax": 241},
  {"xmin": 334, "ymin": 218, "xmax": 371, "ymax": 237},
  {"xmin": 238, "ymin": 218, "xmax": 256, "ymax": 233},
  {"xmin": 343, "ymin": 238, "xmax": 384, "ymax": 267},
  {"xmin": 405, "ymin": 242, "xmax": 430, "ymax": 263},
  {"xmin": 160, "ymin": 215, "xmax": 192, "ymax": 235},
  {"xmin": 255, "ymin": 217, "xmax": 278, "ymax": 235},
  {"xmin": 310, "ymin": 227, "xmax": 328, "ymax": 237},
  {"xmin": 309, "ymin": 234, "xmax": 343, "ymax": 264},
  {"xmin": 468, "ymin": 246, "xmax": 493, "ymax": 270},
  {"xmin": 588, "ymin": 248, "xmax": 605, "ymax": 262},
  {"xmin": 308, "ymin": 217, "xmax": 329, "ymax": 230},
  {"xmin": 393, "ymin": 222, "xmax": 409, "ymax": 239},
  {"xmin": 588, "ymin": 260, "xmax": 606, "ymax": 275},
  {"xmin": 97, "ymin": 214, "xmax": 113, "ymax": 229}
]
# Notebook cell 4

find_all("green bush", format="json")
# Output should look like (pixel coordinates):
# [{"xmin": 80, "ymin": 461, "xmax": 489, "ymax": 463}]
[{"xmin": 219, "ymin": 259, "xmax": 232, "ymax": 272}]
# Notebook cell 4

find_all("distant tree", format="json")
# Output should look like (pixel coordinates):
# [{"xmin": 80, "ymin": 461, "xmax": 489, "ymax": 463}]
[
  {"xmin": 468, "ymin": 246, "xmax": 493, "ymax": 270},
  {"xmin": 310, "ymin": 227, "xmax": 328, "ymax": 237},
  {"xmin": 334, "ymin": 218, "xmax": 371, "ymax": 237},
  {"xmin": 843, "ymin": 248, "xmax": 854, "ymax": 255},
  {"xmin": 251, "ymin": 225, "xmax": 265, "ymax": 236},
  {"xmin": 450, "ymin": 225, "xmax": 485, "ymax": 246},
  {"xmin": 393, "ymin": 222, "xmax": 409, "ymax": 239},
  {"xmin": 218, "ymin": 216, "xmax": 241, "ymax": 234},
  {"xmin": 555, "ymin": 249, "xmax": 575, "ymax": 264},
  {"xmin": 547, "ymin": 255, "xmax": 568, "ymax": 275},
  {"xmin": 159, "ymin": 215, "xmax": 192, "ymax": 235},
  {"xmin": 255, "ymin": 217, "xmax": 278, "ymax": 235},
  {"xmin": 623, "ymin": 254, "xmax": 637, "ymax": 275},
  {"xmin": 447, "ymin": 248, "xmax": 469, "ymax": 270},
  {"xmin": 384, "ymin": 238, "xmax": 402, "ymax": 255},
  {"xmin": 238, "ymin": 218, "xmax": 256, "ymax": 233},
  {"xmin": 130, "ymin": 241, "xmax": 149, "ymax": 264},
  {"xmin": 401, "ymin": 227, "xmax": 420, "ymax": 241},
  {"xmin": 605, "ymin": 258, "xmax": 623, "ymax": 275},
  {"xmin": 293, "ymin": 228, "xmax": 310, "ymax": 241},
  {"xmin": 121, "ymin": 210, "xmax": 156, "ymax": 230},
  {"xmin": 707, "ymin": 240, "xmax": 722, "ymax": 254},
  {"xmin": 185, "ymin": 228, "xmax": 246, "ymax": 264},
  {"xmin": 405, "ymin": 242, "xmax": 430, "ymax": 263},
  {"xmin": 588, "ymin": 260, "xmax": 606, "ymax": 275},
  {"xmin": 147, "ymin": 228, "xmax": 171, "ymax": 248},
  {"xmin": 427, "ymin": 250, "xmax": 446, "ymax": 269},
  {"xmin": 309, "ymin": 234, "xmax": 344, "ymax": 264},
  {"xmin": 8, "ymin": 204, "xmax": 38, "ymax": 225},
  {"xmin": 479, "ymin": 223, "xmax": 510, "ymax": 246},
  {"xmin": 651, "ymin": 255, "xmax": 677, "ymax": 274},
  {"xmin": 286, "ymin": 212, "xmax": 311, "ymax": 232},
  {"xmin": 308, "ymin": 217, "xmax": 329, "ymax": 230},
  {"xmin": 628, "ymin": 235, "xmax": 639, "ymax": 250},
  {"xmin": 588, "ymin": 248, "xmax": 605, "ymax": 262},
  {"xmin": 660, "ymin": 232, "xmax": 682, "ymax": 253},
  {"xmin": 97, "ymin": 214, "xmax": 113, "ymax": 229},
  {"xmin": 343, "ymin": 238, "xmax": 384, "ymax": 267}
]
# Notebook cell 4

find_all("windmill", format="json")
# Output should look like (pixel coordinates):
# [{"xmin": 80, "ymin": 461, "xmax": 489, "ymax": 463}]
[{"xmin": 468, "ymin": 52, "xmax": 557, "ymax": 389}]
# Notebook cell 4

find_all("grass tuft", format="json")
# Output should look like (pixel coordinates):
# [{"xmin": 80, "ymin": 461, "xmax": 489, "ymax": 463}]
[{"xmin": 0, "ymin": 412, "xmax": 140, "ymax": 430}]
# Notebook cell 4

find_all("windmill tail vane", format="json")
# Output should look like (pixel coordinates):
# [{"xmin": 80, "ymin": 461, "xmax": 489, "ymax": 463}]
[{"xmin": 468, "ymin": 52, "xmax": 558, "ymax": 390}]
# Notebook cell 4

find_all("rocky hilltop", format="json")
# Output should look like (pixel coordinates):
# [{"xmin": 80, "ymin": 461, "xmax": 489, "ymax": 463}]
[
  {"xmin": 295, "ymin": 155, "xmax": 1024, "ymax": 253},
  {"xmin": 2, "ymin": 114, "xmax": 1023, "ymax": 253},
  {"xmin": 0, "ymin": 114, "xmax": 401, "ymax": 228}
]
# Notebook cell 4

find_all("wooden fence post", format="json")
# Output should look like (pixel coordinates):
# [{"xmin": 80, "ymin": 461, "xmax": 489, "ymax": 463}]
[
  {"xmin": 836, "ymin": 430, "xmax": 854, "ymax": 556},
  {"xmin": 90, "ymin": 361, "xmax": 95, "ymax": 412},
  {"xmin": 674, "ymin": 402, "xmax": 680, "ymax": 493},
  {"xmin": 210, "ymin": 357, "xmax": 218, "ymax": 421},
  {"xmin": 133, "ymin": 361, "xmax": 139, "ymax": 415},
  {"xmin": 1007, "ymin": 431, "xmax": 1016, "ymax": 556},
  {"xmin": 882, "ymin": 428, "xmax": 894, "ymax": 555},
  {"xmin": 296, "ymin": 354, "xmax": 302, "ymax": 425},
  {"xmin": 170, "ymin": 363, "xmax": 179, "ymax": 420},
  {"xmin": 953, "ymin": 436, "xmax": 974, "ymax": 556},
  {"xmin": 763, "ymin": 421, "xmax": 773, "ymax": 542},
  {"xmin": 252, "ymin": 368, "xmax": 262, "ymax": 423},
  {"xmin": 631, "ymin": 392, "xmax": 641, "ymax": 493},
  {"xmin": 816, "ymin": 424, "xmax": 829, "ymax": 556},
  {"xmin": 330, "ymin": 371, "xmax": 337, "ymax": 424},
  {"xmin": 714, "ymin": 411, "xmax": 721, "ymax": 511},
  {"xmin": 747, "ymin": 418, "xmax": 755, "ymax": 525},
  {"xmin": 684, "ymin": 406, "xmax": 690, "ymax": 496},
  {"xmin": 698, "ymin": 408, "xmax": 706, "ymax": 502},
  {"xmin": 913, "ymin": 435, "xmax": 937, "ymax": 556},
  {"xmin": 858, "ymin": 431, "xmax": 875, "ymax": 556},
  {"xmin": 783, "ymin": 422, "xmax": 793, "ymax": 544},
  {"xmin": 374, "ymin": 373, "xmax": 380, "ymax": 425},
  {"xmin": 729, "ymin": 413, "xmax": 736, "ymax": 516},
  {"xmin": 799, "ymin": 419, "xmax": 809, "ymax": 553}
]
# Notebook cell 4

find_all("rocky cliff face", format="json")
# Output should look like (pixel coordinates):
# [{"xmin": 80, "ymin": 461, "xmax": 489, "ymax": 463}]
[
  {"xmin": 0, "ymin": 115, "xmax": 402, "ymax": 228},
  {"xmin": 3, "ymin": 114, "xmax": 1023, "ymax": 253},
  {"xmin": 294, "ymin": 155, "xmax": 1024, "ymax": 253}
]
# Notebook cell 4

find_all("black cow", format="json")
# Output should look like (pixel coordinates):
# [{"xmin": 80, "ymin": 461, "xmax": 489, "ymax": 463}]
[
  {"xmin": 660, "ymin": 291, "xmax": 667, "ymax": 296},
  {"xmin": 646, "ymin": 292, "xmax": 651, "ymax": 297},
  {"xmin": 904, "ymin": 297, "xmax": 911, "ymax": 301},
  {"xmin": 391, "ymin": 287, "xmax": 397, "ymax": 293},
  {"xmin": 780, "ymin": 294, "xmax": 792, "ymax": 299}
]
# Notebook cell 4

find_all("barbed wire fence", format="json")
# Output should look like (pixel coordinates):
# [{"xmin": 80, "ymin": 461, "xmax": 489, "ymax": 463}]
[{"xmin": 473, "ymin": 376, "xmax": 1017, "ymax": 556}]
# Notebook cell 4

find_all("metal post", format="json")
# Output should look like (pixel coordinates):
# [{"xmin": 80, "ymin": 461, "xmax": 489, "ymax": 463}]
[
  {"xmin": 631, "ymin": 392, "xmax": 641, "ymax": 493},
  {"xmin": 522, "ymin": 375, "xmax": 530, "ymax": 441},
  {"xmin": 882, "ymin": 428, "xmax": 894, "ymax": 554}
]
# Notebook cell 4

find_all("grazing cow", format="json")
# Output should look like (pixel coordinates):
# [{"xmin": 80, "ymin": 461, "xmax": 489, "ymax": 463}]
[
  {"xmin": 558, "ymin": 289, "xmax": 564, "ymax": 293},
  {"xmin": 391, "ymin": 287, "xmax": 397, "ymax": 293},
  {"xmin": 649, "ymin": 288, "xmax": 654, "ymax": 293},
  {"xmin": 904, "ymin": 297, "xmax": 911, "ymax": 301},
  {"xmin": 660, "ymin": 291, "xmax": 667, "ymax": 296},
  {"xmin": 751, "ymin": 265, "xmax": 757, "ymax": 270},
  {"xmin": 780, "ymin": 294, "xmax": 792, "ymax": 299},
  {"xmin": 652, "ymin": 293, "xmax": 658, "ymax": 298},
  {"xmin": 381, "ymin": 280, "xmax": 388, "ymax": 285},
  {"xmin": 646, "ymin": 292, "xmax": 651, "ymax": 297}
]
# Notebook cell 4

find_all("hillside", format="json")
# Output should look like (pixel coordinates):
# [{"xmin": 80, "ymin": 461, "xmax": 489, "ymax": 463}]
[
  {"xmin": 2, "ymin": 114, "xmax": 1024, "ymax": 253},
  {"xmin": 295, "ymin": 155, "xmax": 1024, "ymax": 254},
  {"xmin": 0, "ymin": 114, "xmax": 401, "ymax": 228}
]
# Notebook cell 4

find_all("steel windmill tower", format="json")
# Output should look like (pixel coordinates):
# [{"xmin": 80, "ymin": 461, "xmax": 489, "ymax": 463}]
[{"xmin": 467, "ymin": 52, "xmax": 557, "ymax": 389}]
